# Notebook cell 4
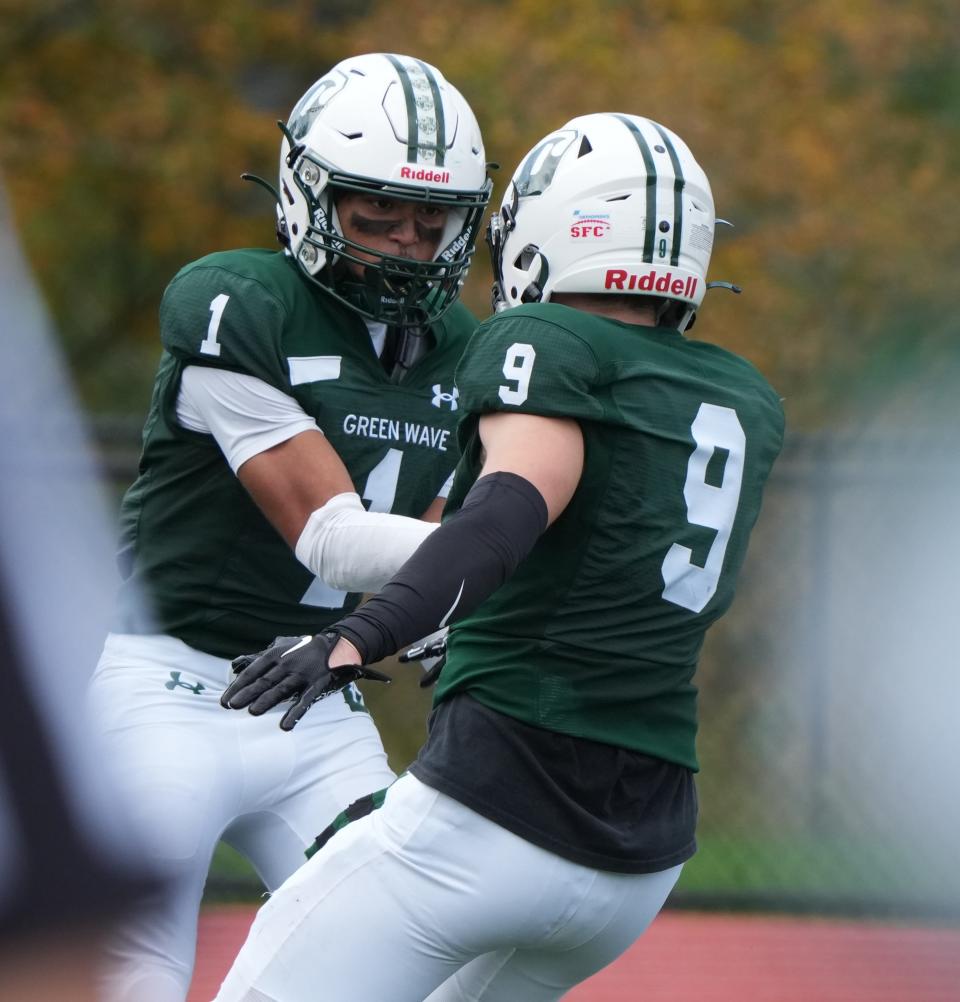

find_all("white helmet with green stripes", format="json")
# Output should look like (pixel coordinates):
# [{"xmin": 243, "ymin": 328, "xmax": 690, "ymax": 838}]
[
  {"xmin": 277, "ymin": 53, "xmax": 492, "ymax": 325},
  {"xmin": 488, "ymin": 113, "xmax": 716, "ymax": 331}
]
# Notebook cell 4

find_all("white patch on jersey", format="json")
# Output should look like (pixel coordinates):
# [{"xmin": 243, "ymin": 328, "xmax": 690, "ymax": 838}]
[
  {"xmin": 300, "ymin": 577, "xmax": 347, "ymax": 608},
  {"xmin": 288, "ymin": 355, "xmax": 342, "ymax": 385}
]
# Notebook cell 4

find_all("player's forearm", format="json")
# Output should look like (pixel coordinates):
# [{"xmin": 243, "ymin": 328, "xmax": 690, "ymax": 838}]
[
  {"xmin": 333, "ymin": 472, "xmax": 548, "ymax": 664},
  {"xmin": 295, "ymin": 492, "xmax": 439, "ymax": 593}
]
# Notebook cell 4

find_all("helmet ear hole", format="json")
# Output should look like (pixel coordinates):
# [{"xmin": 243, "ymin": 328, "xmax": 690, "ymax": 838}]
[
  {"xmin": 517, "ymin": 246, "xmax": 548, "ymax": 304},
  {"xmin": 515, "ymin": 244, "xmax": 540, "ymax": 270}
]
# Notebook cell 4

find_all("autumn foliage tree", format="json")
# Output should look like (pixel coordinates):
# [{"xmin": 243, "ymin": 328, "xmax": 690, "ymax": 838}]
[{"xmin": 2, "ymin": 0, "xmax": 958, "ymax": 423}]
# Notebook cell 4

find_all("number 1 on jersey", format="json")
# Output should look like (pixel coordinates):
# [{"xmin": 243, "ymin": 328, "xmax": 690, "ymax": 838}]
[
  {"xmin": 200, "ymin": 293, "xmax": 230, "ymax": 357},
  {"xmin": 662, "ymin": 403, "xmax": 745, "ymax": 613}
]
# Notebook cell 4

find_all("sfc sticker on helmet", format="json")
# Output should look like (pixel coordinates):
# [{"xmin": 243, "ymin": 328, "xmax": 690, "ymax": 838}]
[{"xmin": 570, "ymin": 211, "xmax": 612, "ymax": 240}]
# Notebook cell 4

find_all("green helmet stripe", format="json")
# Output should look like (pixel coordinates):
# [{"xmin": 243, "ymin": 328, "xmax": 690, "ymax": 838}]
[
  {"xmin": 386, "ymin": 54, "xmax": 446, "ymax": 166},
  {"xmin": 385, "ymin": 54, "xmax": 420, "ymax": 162},
  {"xmin": 415, "ymin": 59, "xmax": 446, "ymax": 167},
  {"xmin": 650, "ymin": 121, "xmax": 685, "ymax": 266},
  {"xmin": 612, "ymin": 114, "xmax": 658, "ymax": 263}
]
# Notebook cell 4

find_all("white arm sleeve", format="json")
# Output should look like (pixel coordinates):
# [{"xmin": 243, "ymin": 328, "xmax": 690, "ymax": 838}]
[
  {"xmin": 177, "ymin": 366, "xmax": 319, "ymax": 472},
  {"xmin": 295, "ymin": 493, "xmax": 439, "ymax": 594}
]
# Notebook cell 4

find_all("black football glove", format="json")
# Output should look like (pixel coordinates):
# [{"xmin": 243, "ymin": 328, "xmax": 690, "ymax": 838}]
[
  {"xmin": 399, "ymin": 629, "xmax": 448, "ymax": 688},
  {"xmin": 222, "ymin": 632, "xmax": 391, "ymax": 731}
]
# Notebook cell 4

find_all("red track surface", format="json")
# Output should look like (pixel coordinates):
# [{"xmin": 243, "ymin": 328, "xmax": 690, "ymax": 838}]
[{"xmin": 189, "ymin": 905, "xmax": 960, "ymax": 1002}]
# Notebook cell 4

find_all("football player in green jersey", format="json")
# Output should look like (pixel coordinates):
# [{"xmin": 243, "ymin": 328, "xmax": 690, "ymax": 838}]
[
  {"xmin": 87, "ymin": 53, "xmax": 491, "ymax": 1002},
  {"xmin": 216, "ymin": 112, "xmax": 785, "ymax": 1002}
]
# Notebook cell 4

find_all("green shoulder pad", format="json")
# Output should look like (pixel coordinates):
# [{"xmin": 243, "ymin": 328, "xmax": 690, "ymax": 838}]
[{"xmin": 159, "ymin": 249, "xmax": 293, "ymax": 389}]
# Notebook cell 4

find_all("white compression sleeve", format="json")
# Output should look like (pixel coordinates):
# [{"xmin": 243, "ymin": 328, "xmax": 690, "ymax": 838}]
[{"xmin": 294, "ymin": 492, "xmax": 439, "ymax": 594}]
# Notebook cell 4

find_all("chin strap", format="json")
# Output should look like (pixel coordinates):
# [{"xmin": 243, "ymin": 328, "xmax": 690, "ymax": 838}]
[
  {"xmin": 335, "ymin": 269, "xmax": 401, "ymax": 323},
  {"xmin": 333, "ymin": 266, "xmax": 430, "ymax": 333}
]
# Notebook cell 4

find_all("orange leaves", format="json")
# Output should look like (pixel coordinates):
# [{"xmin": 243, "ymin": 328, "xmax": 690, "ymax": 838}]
[{"xmin": 0, "ymin": 0, "xmax": 956, "ymax": 423}]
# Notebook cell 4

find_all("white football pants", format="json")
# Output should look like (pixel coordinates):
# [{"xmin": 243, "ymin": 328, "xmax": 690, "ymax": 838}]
[
  {"xmin": 213, "ymin": 772, "xmax": 682, "ymax": 1002},
  {"xmin": 88, "ymin": 633, "xmax": 395, "ymax": 1002}
]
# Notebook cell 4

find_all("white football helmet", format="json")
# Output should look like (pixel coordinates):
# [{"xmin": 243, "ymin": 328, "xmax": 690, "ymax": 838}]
[
  {"xmin": 488, "ymin": 113, "xmax": 718, "ymax": 331},
  {"xmin": 277, "ymin": 53, "xmax": 492, "ymax": 325}
]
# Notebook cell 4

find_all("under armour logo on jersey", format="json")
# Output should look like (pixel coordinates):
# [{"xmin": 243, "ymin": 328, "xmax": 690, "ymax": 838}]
[
  {"xmin": 431, "ymin": 384, "xmax": 459, "ymax": 410},
  {"xmin": 164, "ymin": 671, "xmax": 206, "ymax": 695}
]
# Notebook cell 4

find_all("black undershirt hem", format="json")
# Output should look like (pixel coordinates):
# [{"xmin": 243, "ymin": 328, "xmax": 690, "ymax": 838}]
[
  {"xmin": 409, "ymin": 692, "xmax": 698, "ymax": 875},
  {"xmin": 410, "ymin": 763, "xmax": 697, "ymax": 875}
]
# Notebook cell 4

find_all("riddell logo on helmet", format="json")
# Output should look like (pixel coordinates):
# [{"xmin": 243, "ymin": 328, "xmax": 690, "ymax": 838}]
[
  {"xmin": 400, "ymin": 166, "xmax": 451, "ymax": 183},
  {"xmin": 604, "ymin": 269, "xmax": 698, "ymax": 298}
]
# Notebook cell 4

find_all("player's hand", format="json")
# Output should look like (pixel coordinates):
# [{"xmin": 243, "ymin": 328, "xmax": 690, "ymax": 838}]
[
  {"xmin": 222, "ymin": 633, "xmax": 391, "ymax": 731},
  {"xmin": 399, "ymin": 628, "xmax": 447, "ymax": 688}
]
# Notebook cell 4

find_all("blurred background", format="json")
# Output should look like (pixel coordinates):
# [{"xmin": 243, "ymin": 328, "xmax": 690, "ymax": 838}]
[{"xmin": 2, "ymin": 0, "xmax": 958, "ymax": 920}]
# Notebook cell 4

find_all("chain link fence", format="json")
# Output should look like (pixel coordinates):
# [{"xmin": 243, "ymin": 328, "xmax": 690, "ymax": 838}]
[
  {"xmin": 91, "ymin": 420, "xmax": 960, "ymax": 920},
  {"xmin": 683, "ymin": 431, "xmax": 960, "ymax": 918}
]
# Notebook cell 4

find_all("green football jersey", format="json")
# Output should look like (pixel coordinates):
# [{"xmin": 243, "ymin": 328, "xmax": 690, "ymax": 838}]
[
  {"xmin": 436, "ymin": 303, "xmax": 784, "ymax": 769},
  {"xmin": 115, "ymin": 249, "xmax": 474, "ymax": 658}
]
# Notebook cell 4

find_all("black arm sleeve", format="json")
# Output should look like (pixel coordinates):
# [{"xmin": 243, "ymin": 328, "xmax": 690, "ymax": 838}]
[{"xmin": 334, "ymin": 471, "xmax": 549, "ymax": 664}]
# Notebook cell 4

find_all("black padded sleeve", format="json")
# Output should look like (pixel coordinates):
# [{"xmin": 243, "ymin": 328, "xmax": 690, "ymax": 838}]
[{"xmin": 334, "ymin": 471, "xmax": 548, "ymax": 664}]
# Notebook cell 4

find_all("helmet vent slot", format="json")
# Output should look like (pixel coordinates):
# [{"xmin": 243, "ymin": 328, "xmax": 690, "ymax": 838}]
[
  {"xmin": 605, "ymin": 194, "xmax": 630, "ymax": 201},
  {"xmin": 578, "ymin": 136, "xmax": 593, "ymax": 157},
  {"xmin": 337, "ymin": 131, "xmax": 363, "ymax": 140}
]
